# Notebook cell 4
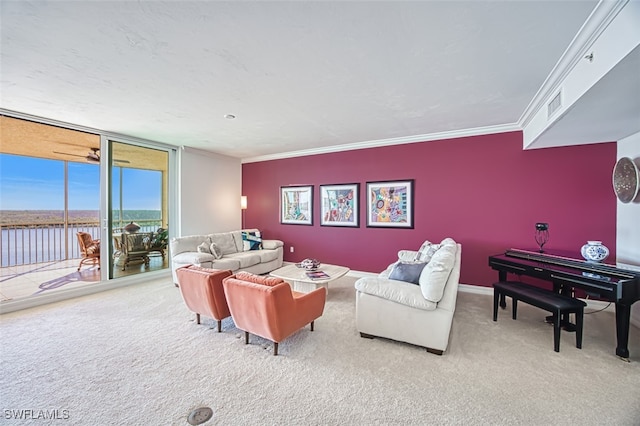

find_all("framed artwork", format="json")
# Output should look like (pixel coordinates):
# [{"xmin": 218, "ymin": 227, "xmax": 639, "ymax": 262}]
[
  {"xmin": 320, "ymin": 183, "xmax": 359, "ymax": 227},
  {"xmin": 280, "ymin": 185, "xmax": 313, "ymax": 225},
  {"xmin": 366, "ymin": 179, "xmax": 414, "ymax": 228}
]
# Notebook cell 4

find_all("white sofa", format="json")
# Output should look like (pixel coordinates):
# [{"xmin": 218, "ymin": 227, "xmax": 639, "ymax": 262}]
[
  {"xmin": 354, "ymin": 238, "xmax": 461, "ymax": 355},
  {"xmin": 169, "ymin": 229, "xmax": 284, "ymax": 284}
]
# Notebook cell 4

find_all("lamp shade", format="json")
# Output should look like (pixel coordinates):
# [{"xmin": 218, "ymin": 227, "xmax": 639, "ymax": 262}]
[{"xmin": 240, "ymin": 196, "xmax": 248, "ymax": 210}]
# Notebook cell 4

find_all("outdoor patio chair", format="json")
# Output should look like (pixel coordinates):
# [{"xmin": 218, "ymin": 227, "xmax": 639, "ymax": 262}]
[
  {"xmin": 120, "ymin": 232, "xmax": 152, "ymax": 271},
  {"xmin": 148, "ymin": 227, "xmax": 168, "ymax": 259},
  {"xmin": 77, "ymin": 232, "xmax": 101, "ymax": 271}
]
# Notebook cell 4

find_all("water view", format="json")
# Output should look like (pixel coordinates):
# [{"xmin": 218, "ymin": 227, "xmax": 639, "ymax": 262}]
[
  {"xmin": 0, "ymin": 210, "xmax": 162, "ymax": 267},
  {"xmin": 1, "ymin": 124, "xmax": 171, "ymax": 303},
  {"xmin": 1, "ymin": 151, "xmax": 165, "ymax": 268}
]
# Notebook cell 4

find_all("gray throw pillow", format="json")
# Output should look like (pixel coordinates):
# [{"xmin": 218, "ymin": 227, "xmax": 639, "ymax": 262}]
[
  {"xmin": 209, "ymin": 243, "xmax": 222, "ymax": 259},
  {"xmin": 389, "ymin": 262, "xmax": 427, "ymax": 285},
  {"xmin": 197, "ymin": 242, "xmax": 211, "ymax": 254}
]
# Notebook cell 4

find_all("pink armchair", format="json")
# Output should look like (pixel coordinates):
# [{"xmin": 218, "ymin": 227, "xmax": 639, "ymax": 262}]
[
  {"xmin": 222, "ymin": 272, "xmax": 327, "ymax": 355},
  {"xmin": 175, "ymin": 265, "xmax": 233, "ymax": 332}
]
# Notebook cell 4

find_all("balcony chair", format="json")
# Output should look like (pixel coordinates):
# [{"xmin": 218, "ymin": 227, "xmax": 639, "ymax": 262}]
[
  {"xmin": 76, "ymin": 232, "xmax": 101, "ymax": 271},
  {"xmin": 148, "ymin": 227, "xmax": 168, "ymax": 259},
  {"xmin": 222, "ymin": 272, "xmax": 327, "ymax": 355},
  {"xmin": 112, "ymin": 233, "xmax": 123, "ymax": 259},
  {"xmin": 175, "ymin": 265, "xmax": 233, "ymax": 332},
  {"xmin": 120, "ymin": 232, "xmax": 152, "ymax": 271}
]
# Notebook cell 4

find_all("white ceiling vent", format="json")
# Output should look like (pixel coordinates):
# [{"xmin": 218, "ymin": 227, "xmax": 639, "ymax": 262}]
[{"xmin": 547, "ymin": 90, "xmax": 562, "ymax": 119}]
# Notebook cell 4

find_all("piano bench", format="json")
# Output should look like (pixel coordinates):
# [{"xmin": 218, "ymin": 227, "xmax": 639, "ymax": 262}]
[{"xmin": 492, "ymin": 281, "xmax": 587, "ymax": 352}]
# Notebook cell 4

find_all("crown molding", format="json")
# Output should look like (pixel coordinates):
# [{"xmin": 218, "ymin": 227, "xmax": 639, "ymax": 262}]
[
  {"xmin": 518, "ymin": 0, "xmax": 629, "ymax": 129},
  {"xmin": 180, "ymin": 145, "xmax": 240, "ymax": 161},
  {"xmin": 241, "ymin": 123, "xmax": 519, "ymax": 164}
]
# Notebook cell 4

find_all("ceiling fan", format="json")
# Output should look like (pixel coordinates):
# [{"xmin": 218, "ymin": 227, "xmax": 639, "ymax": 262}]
[{"xmin": 54, "ymin": 148, "xmax": 130, "ymax": 164}]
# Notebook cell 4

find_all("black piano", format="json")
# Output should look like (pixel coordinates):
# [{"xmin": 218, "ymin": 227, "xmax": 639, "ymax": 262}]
[{"xmin": 489, "ymin": 248, "xmax": 640, "ymax": 359}]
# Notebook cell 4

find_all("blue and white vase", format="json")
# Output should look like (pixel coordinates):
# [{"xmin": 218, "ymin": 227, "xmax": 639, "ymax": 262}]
[{"xmin": 581, "ymin": 241, "xmax": 609, "ymax": 262}]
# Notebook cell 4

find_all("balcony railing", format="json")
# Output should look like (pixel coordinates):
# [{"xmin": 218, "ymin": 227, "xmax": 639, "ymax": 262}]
[{"xmin": 1, "ymin": 219, "xmax": 163, "ymax": 267}]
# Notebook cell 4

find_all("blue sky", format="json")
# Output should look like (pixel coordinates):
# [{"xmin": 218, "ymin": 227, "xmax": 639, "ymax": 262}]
[{"xmin": 0, "ymin": 154, "xmax": 161, "ymax": 211}]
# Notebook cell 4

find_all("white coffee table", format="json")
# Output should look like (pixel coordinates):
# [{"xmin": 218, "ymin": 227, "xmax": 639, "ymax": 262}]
[{"xmin": 270, "ymin": 263, "xmax": 350, "ymax": 293}]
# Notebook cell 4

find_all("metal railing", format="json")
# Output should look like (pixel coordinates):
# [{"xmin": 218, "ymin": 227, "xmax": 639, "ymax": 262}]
[
  {"xmin": 0, "ymin": 219, "xmax": 163, "ymax": 267},
  {"xmin": 111, "ymin": 220, "xmax": 163, "ymax": 235}
]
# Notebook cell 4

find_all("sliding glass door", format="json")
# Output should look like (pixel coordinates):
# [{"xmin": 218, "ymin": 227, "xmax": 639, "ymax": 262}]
[
  {"xmin": 107, "ymin": 141, "xmax": 171, "ymax": 279},
  {"xmin": 0, "ymin": 115, "xmax": 177, "ymax": 308}
]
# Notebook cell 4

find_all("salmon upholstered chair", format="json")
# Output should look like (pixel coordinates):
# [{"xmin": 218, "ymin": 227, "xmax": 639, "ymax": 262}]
[
  {"xmin": 175, "ymin": 265, "xmax": 233, "ymax": 332},
  {"xmin": 222, "ymin": 272, "xmax": 327, "ymax": 355},
  {"xmin": 77, "ymin": 232, "xmax": 101, "ymax": 271}
]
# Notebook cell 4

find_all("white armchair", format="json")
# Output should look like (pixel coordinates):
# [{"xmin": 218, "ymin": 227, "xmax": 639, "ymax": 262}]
[{"xmin": 354, "ymin": 239, "xmax": 461, "ymax": 355}]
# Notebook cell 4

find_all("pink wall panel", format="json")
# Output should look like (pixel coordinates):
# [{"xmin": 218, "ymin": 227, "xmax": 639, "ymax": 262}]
[{"xmin": 242, "ymin": 131, "xmax": 617, "ymax": 287}]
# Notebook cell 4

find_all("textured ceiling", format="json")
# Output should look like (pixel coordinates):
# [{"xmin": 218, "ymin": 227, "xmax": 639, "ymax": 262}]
[{"xmin": 1, "ymin": 1, "xmax": 603, "ymax": 160}]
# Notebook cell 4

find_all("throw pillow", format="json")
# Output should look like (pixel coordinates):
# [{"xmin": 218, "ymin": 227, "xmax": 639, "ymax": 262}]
[
  {"xmin": 196, "ymin": 242, "xmax": 211, "ymax": 254},
  {"xmin": 415, "ymin": 240, "xmax": 441, "ymax": 263},
  {"xmin": 209, "ymin": 242, "xmax": 222, "ymax": 259},
  {"xmin": 388, "ymin": 262, "xmax": 428, "ymax": 285},
  {"xmin": 418, "ymin": 239, "xmax": 457, "ymax": 302},
  {"xmin": 242, "ymin": 231, "xmax": 263, "ymax": 251}
]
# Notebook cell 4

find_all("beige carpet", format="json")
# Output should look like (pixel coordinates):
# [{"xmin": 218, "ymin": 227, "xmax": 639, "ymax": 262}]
[{"xmin": 1, "ymin": 275, "xmax": 639, "ymax": 425}]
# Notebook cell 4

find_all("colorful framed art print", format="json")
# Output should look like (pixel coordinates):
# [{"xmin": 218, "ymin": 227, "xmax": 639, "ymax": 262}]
[
  {"xmin": 280, "ymin": 185, "xmax": 313, "ymax": 225},
  {"xmin": 366, "ymin": 180, "xmax": 414, "ymax": 228},
  {"xmin": 320, "ymin": 183, "xmax": 359, "ymax": 227}
]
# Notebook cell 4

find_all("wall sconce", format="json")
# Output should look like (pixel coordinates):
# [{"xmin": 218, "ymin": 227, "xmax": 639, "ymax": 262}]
[
  {"xmin": 241, "ymin": 196, "xmax": 247, "ymax": 229},
  {"xmin": 535, "ymin": 222, "xmax": 549, "ymax": 253}
]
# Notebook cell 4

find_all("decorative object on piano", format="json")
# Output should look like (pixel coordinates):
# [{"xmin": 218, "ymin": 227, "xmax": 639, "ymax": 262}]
[
  {"xmin": 534, "ymin": 222, "xmax": 549, "ymax": 253},
  {"xmin": 612, "ymin": 157, "xmax": 639, "ymax": 203},
  {"xmin": 296, "ymin": 258, "xmax": 321, "ymax": 271},
  {"xmin": 580, "ymin": 241, "xmax": 609, "ymax": 262}
]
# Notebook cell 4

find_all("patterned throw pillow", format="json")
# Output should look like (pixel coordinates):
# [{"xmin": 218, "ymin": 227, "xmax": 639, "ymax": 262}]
[
  {"xmin": 242, "ymin": 231, "xmax": 263, "ymax": 251},
  {"xmin": 415, "ymin": 240, "xmax": 441, "ymax": 263},
  {"xmin": 389, "ymin": 262, "xmax": 427, "ymax": 285}
]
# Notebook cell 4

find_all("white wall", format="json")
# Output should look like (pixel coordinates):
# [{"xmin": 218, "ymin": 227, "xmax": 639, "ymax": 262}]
[
  {"xmin": 178, "ymin": 147, "xmax": 241, "ymax": 236},
  {"xmin": 522, "ymin": 1, "xmax": 640, "ymax": 149},
  {"xmin": 617, "ymin": 132, "xmax": 640, "ymax": 327}
]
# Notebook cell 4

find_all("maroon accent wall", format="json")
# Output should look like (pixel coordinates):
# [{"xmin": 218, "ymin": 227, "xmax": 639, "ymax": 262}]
[{"xmin": 242, "ymin": 131, "xmax": 616, "ymax": 287}]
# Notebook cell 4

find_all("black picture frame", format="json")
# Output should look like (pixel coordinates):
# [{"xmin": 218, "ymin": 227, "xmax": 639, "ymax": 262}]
[
  {"xmin": 366, "ymin": 179, "xmax": 414, "ymax": 228},
  {"xmin": 319, "ymin": 183, "xmax": 359, "ymax": 227},
  {"xmin": 280, "ymin": 185, "xmax": 313, "ymax": 225}
]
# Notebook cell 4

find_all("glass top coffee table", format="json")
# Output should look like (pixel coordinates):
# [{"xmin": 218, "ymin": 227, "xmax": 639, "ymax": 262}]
[{"xmin": 270, "ymin": 263, "xmax": 350, "ymax": 293}]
